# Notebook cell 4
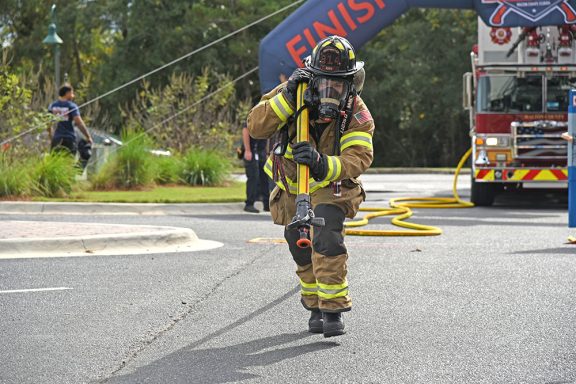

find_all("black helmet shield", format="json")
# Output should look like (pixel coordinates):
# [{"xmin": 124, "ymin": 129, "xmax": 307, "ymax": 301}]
[
  {"xmin": 303, "ymin": 36, "xmax": 363, "ymax": 122},
  {"xmin": 304, "ymin": 35, "xmax": 364, "ymax": 76}
]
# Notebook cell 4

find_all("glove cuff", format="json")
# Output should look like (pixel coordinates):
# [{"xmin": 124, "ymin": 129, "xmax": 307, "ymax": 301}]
[{"xmin": 311, "ymin": 154, "xmax": 328, "ymax": 181}]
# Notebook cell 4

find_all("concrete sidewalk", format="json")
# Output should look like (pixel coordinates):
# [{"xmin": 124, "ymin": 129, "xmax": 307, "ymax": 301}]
[{"xmin": 0, "ymin": 219, "xmax": 223, "ymax": 258}]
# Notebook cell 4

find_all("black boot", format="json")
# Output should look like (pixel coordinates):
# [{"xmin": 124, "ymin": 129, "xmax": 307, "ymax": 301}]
[
  {"xmin": 243, "ymin": 205, "xmax": 259, "ymax": 213},
  {"xmin": 308, "ymin": 309, "xmax": 323, "ymax": 333},
  {"xmin": 323, "ymin": 312, "xmax": 345, "ymax": 338}
]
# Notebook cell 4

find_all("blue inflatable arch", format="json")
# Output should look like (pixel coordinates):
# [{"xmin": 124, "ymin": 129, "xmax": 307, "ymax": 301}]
[{"xmin": 259, "ymin": 0, "xmax": 576, "ymax": 92}]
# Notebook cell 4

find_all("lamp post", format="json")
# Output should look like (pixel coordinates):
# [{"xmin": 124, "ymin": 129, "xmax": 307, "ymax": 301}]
[{"xmin": 43, "ymin": 4, "xmax": 63, "ymax": 97}]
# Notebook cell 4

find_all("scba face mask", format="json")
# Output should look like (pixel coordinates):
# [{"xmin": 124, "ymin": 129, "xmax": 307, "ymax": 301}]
[{"xmin": 306, "ymin": 76, "xmax": 352, "ymax": 123}]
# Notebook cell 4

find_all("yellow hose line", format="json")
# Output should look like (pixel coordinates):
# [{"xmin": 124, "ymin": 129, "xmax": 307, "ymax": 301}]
[{"xmin": 344, "ymin": 148, "xmax": 474, "ymax": 237}]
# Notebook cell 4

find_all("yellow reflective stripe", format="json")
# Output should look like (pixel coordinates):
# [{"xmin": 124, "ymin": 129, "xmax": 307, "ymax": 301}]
[
  {"xmin": 271, "ymin": 176, "xmax": 328, "ymax": 193},
  {"xmin": 264, "ymin": 157, "xmax": 274, "ymax": 180},
  {"xmin": 274, "ymin": 179, "xmax": 297, "ymax": 194},
  {"xmin": 474, "ymin": 169, "xmax": 495, "ymax": 181},
  {"xmin": 340, "ymin": 131, "xmax": 372, "ymax": 152},
  {"xmin": 317, "ymin": 280, "xmax": 348, "ymax": 300},
  {"xmin": 533, "ymin": 170, "xmax": 556, "ymax": 181},
  {"xmin": 284, "ymin": 144, "xmax": 293, "ymax": 159},
  {"xmin": 341, "ymin": 131, "xmax": 372, "ymax": 141},
  {"xmin": 269, "ymin": 93, "xmax": 293, "ymax": 122},
  {"xmin": 300, "ymin": 279, "xmax": 318, "ymax": 289},
  {"xmin": 323, "ymin": 155, "xmax": 342, "ymax": 182},
  {"xmin": 334, "ymin": 41, "xmax": 344, "ymax": 50},
  {"xmin": 310, "ymin": 179, "xmax": 330, "ymax": 192},
  {"xmin": 266, "ymin": 156, "xmax": 332, "ymax": 193},
  {"xmin": 317, "ymin": 281, "xmax": 348, "ymax": 291},
  {"xmin": 284, "ymin": 173, "xmax": 329, "ymax": 193},
  {"xmin": 318, "ymin": 290, "xmax": 348, "ymax": 300},
  {"xmin": 277, "ymin": 92, "xmax": 294, "ymax": 115},
  {"xmin": 300, "ymin": 279, "xmax": 318, "ymax": 295},
  {"xmin": 349, "ymin": 50, "xmax": 355, "ymax": 60},
  {"xmin": 341, "ymin": 139, "xmax": 372, "ymax": 152}
]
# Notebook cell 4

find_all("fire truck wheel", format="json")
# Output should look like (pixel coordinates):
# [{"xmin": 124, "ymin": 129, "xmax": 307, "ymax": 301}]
[{"xmin": 471, "ymin": 179, "xmax": 499, "ymax": 206}]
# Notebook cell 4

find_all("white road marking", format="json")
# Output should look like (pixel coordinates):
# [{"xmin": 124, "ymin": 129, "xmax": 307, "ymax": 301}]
[{"xmin": 0, "ymin": 287, "xmax": 73, "ymax": 294}]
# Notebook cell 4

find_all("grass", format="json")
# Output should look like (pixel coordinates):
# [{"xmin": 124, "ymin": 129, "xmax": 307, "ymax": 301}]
[
  {"xmin": 36, "ymin": 182, "xmax": 245, "ymax": 203},
  {"xmin": 31, "ymin": 152, "xmax": 77, "ymax": 197},
  {"xmin": 91, "ymin": 128, "xmax": 157, "ymax": 190},
  {"xmin": 181, "ymin": 149, "xmax": 231, "ymax": 186},
  {"xmin": 0, "ymin": 156, "xmax": 32, "ymax": 197}
]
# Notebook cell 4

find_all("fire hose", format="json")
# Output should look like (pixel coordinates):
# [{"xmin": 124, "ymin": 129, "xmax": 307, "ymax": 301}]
[
  {"xmin": 284, "ymin": 81, "xmax": 475, "ymax": 239},
  {"xmin": 344, "ymin": 148, "xmax": 474, "ymax": 237}
]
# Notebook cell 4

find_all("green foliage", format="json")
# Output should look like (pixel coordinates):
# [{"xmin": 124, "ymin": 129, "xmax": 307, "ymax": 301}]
[
  {"xmin": 30, "ymin": 152, "xmax": 77, "ymax": 197},
  {"xmin": 180, "ymin": 148, "xmax": 231, "ymax": 186},
  {"xmin": 0, "ymin": 154, "xmax": 31, "ymax": 197},
  {"xmin": 91, "ymin": 127, "xmax": 157, "ymax": 190},
  {"xmin": 3, "ymin": 2, "xmax": 479, "ymax": 167},
  {"xmin": 90, "ymin": 160, "xmax": 117, "ymax": 190},
  {"xmin": 124, "ymin": 70, "xmax": 238, "ymax": 154},
  {"xmin": 154, "ymin": 155, "xmax": 182, "ymax": 185},
  {"xmin": 361, "ymin": 9, "xmax": 477, "ymax": 167},
  {"xmin": 53, "ymin": 184, "xmax": 246, "ymax": 203},
  {"xmin": 0, "ymin": 53, "xmax": 53, "ymax": 156}
]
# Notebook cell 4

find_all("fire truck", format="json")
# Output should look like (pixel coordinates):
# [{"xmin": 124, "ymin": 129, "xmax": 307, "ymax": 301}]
[{"xmin": 463, "ymin": 19, "xmax": 576, "ymax": 206}]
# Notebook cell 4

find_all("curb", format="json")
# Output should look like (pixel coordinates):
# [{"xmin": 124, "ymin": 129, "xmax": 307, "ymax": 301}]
[
  {"xmin": 0, "ymin": 225, "xmax": 222, "ymax": 258},
  {"xmin": 365, "ymin": 168, "xmax": 471, "ymax": 175}
]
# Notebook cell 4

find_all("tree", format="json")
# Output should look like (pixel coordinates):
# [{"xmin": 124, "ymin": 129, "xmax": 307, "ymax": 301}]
[
  {"xmin": 361, "ymin": 9, "xmax": 477, "ymax": 167},
  {"xmin": 123, "ymin": 70, "xmax": 238, "ymax": 154},
  {"xmin": 0, "ymin": 53, "xmax": 52, "ymax": 155},
  {"xmin": 2, "ymin": 2, "xmax": 478, "ymax": 166}
]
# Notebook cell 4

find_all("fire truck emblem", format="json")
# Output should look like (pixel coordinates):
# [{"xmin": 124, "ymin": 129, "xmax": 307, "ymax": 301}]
[
  {"xmin": 490, "ymin": 27, "xmax": 512, "ymax": 44},
  {"xmin": 482, "ymin": 0, "xmax": 576, "ymax": 26}
]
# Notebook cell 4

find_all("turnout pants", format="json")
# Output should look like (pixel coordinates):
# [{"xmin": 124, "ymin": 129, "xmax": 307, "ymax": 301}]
[{"xmin": 269, "ymin": 179, "xmax": 365, "ymax": 313}]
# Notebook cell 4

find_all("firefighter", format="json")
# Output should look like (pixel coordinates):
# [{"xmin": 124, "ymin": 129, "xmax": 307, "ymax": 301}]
[{"xmin": 247, "ymin": 36, "xmax": 374, "ymax": 337}]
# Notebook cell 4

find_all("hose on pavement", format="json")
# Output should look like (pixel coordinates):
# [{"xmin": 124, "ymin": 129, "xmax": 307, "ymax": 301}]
[{"xmin": 344, "ymin": 148, "xmax": 474, "ymax": 237}]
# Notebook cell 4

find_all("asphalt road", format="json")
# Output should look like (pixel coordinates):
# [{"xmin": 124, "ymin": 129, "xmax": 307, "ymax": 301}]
[{"xmin": 1, "ymin": 174, "xmax": 575, "ymax": 384}]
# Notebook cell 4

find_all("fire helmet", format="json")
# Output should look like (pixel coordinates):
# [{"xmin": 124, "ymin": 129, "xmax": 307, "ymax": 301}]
[{"xmin": 304, "ymin": 35, "xmax": 364, "ymax": 77}]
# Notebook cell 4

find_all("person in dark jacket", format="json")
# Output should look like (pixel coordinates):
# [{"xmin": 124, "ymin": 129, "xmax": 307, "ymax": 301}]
[
  {"xmin": 48, "ymin": 84, "xmax": 92, "ymax": 155},
  {"xmin": 242, "ymin": 121, "xmax": 270, "ymax": 213}
]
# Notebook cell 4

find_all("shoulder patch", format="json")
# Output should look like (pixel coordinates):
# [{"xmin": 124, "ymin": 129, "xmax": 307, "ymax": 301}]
[{"xmin": 354, "ymin": 109, "xmax": 373, "ymax": 124}]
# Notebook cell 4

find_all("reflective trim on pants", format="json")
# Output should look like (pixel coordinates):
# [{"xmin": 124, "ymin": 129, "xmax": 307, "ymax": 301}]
[
  {"xmin": 317, "ymin": 281, "xmax": 348, "ymax": 300},
  {"xmin": 300, "ymin": 279, "xmax": 318, "ymax": 296}
]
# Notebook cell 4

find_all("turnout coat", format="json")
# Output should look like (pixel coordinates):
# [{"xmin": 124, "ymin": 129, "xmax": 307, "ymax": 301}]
[{"xmin": 247, "ymin": 83, "xmax": 375, "ymax": 226}]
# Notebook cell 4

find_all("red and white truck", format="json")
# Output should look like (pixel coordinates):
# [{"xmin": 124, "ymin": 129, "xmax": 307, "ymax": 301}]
[{"xmin": 463, "ymin": 19, "xmax": 575, "ymax": 205}]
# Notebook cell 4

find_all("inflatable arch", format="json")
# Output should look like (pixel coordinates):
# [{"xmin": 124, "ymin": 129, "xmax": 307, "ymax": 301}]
[{"xmin": 259, "ymin": 0, "xmax": 576, "ymax": 91}]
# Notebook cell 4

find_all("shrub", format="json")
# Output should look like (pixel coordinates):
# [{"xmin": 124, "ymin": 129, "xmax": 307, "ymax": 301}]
[
  {"xmin": 154, "ymin": 155, "xmax": 182, "ymax": 185},
  {"xmin": 180, "ymin": 148, "xmax": 231, "ymax": 186},
  {"xmin": 31, "ymin": 152, "xmax": 77, "ymax": 197},
  {"xmin": 90, "ymin": 159, "xmax": 117, "ymax": 190},
  {"xmin": 0, "ymin": 155, "xmax": 32, "ymax": 197},
  {"xmin": 91, "ymin": 128, "xmax": 157, "ymax": 190}
]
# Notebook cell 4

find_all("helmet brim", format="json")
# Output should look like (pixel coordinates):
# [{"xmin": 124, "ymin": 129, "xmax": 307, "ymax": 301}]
[{"xmin": 303, "ymin": 56, "xmax": 364, "ymax": 77}]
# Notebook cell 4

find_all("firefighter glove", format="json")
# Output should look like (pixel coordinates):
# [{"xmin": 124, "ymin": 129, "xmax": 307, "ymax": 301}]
[
  {"xmin": 283, "ymin": 68, "xmax": 312, "ymax": 106},
  {"xmin": 292, "ymin": 141, "xmax": 327, "ymax": 180}
]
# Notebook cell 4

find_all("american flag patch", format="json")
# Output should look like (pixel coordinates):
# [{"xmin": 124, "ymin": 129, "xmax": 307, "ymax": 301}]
[{"xmin": 354, "ymin": 110, "xmax": 373, "ymax": 124}]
